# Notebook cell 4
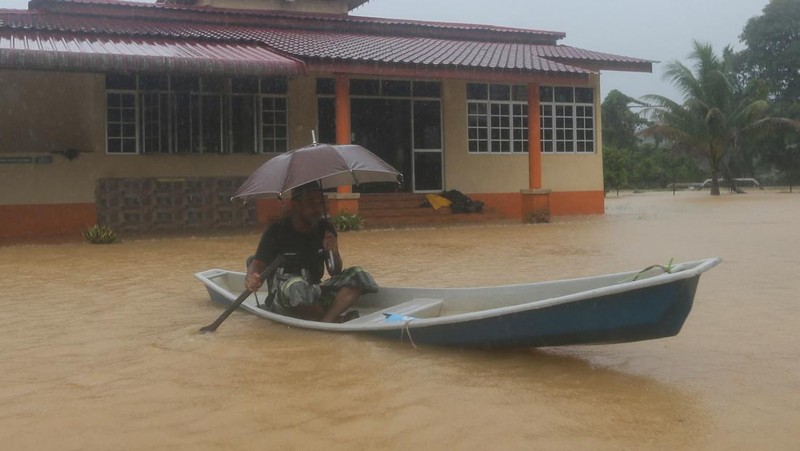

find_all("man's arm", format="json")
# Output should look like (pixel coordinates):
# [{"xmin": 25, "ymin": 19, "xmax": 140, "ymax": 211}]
[
  {"xmin": 245, "ymin": 258, "xmax": 268, "ymax": 291},
  {"xmin": 246, "ymin": 223, "xmax": 279, "ymax": 291}
]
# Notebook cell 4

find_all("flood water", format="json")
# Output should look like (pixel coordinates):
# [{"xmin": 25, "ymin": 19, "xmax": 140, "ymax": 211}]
[{"xmin": 2, "ymin": 190, "xmax": 799, "ymax": 450}]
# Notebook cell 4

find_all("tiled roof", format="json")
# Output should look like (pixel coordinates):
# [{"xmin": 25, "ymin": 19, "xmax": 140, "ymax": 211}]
[
  {"xmin": 27, "ymin": 0, "xmax": 568, "ymax": 44},
  {"xmin": 257, "ymin": 30, "xmax": 592, "ymax": 74},
  {"xmin": 0, "ymin": 29, "xmax": 305, "ymax": 75},
  {"xmin": 0, "ymin": 0, "xmax": 653, "ymax": 77}
]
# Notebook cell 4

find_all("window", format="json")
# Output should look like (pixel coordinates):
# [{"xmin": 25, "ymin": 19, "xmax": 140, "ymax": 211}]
[
  {"xmin": 316, "ymin": 78, "xmax": 441, "ymax": 99},
  {"xmin": 540, "ymin": 86, "xmax": 595, "ymax": 153},
  {"xmin": 261, "ymin": 96, "xmax": 288, "ymax": 153},
  {"xmin": 466, "ymin": 83, "xmax": 595, "ymax": 155},
  {"xmin": 105, "ymin": 75, "xmax": 288, "ymax": 154},
  {"xmin": 467, "ymin": 83, "xmax": 528, "ymax": 153},
  {"xmin": 106, "ymin": 92, "xmax": 137, "ymax": 154}
]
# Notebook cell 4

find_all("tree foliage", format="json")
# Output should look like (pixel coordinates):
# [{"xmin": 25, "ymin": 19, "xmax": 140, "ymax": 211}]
[
  {"xmin": 601, "ymin": 90, "xmax": 647, "ymax": 150},
  {"xmin": 737, "ymin": 0, "xmax": 800, "ymax": 187},
  {"xmin": 602, "ymin": 145, "xmax": 629, "ymax": 195},
  {"xmin": 601, "ymin": 5, "xmax": 800, "ymax": 193},
  {"xmin": 738, "ymin": 0, "xmax": 800, "ymax": 105},
  {"xmin": 641, "ymin": 41, "xmax": 771, "ymax": 195}
]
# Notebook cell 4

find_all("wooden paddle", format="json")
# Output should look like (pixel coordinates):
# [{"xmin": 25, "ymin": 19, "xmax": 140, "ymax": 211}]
[{"xmin": 199, "ymin": 255, "xmax": 285, "ymax": 333}]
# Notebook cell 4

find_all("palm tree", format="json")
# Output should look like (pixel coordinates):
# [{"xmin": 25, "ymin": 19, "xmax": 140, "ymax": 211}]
[{"xmin": 642, "ymin": 41, "xmax": 770, "ymax": 195}]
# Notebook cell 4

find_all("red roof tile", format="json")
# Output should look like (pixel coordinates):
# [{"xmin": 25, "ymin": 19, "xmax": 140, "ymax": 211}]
[
  {"xmin": 0, "ymin": 29, "xmax": 305, "ymax": 75},
  {"xmin": 30, "ymin": 0, "xmax": 568, "ymax": 45},
  {"xmin": 0, "ymin": 0, "xmax": 653, "ymax": 76}
]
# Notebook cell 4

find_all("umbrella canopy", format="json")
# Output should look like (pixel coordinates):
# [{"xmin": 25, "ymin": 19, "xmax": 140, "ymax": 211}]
[{"xmin": 233, "ymin": 143, "xmax": 402, "ymax": 200}]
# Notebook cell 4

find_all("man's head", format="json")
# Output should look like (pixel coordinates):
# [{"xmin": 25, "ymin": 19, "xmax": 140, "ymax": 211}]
[{"xmin": 290, "ymin": 182, "xmax": 324, "ymax": 226}]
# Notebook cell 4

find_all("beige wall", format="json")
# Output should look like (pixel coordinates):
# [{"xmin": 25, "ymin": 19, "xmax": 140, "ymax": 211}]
[
  {"xmin": 0, "ymin": 70, "xmax": 318, "ymax": 205},
  {"xmin": 199, "ymin": 0, "xmax": 350, "ymax": 13},
  {"xmin": 0, "ymin": 70, "xmax": 105, "ymax": 155}
]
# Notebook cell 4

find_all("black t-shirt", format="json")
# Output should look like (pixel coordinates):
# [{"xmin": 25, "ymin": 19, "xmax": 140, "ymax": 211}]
[{"xmin": 254, "ymin": 217, "xmax": 334, "ymax": 284}]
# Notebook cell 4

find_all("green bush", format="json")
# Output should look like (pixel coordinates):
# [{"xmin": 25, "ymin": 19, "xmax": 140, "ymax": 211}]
[
  {"xmin": 82, "ymin": 224, "xmax": 117, "ymax": 244},
  {"xmin": 332, "ymin": 212, "xmax": 364, "ymax": 232}
]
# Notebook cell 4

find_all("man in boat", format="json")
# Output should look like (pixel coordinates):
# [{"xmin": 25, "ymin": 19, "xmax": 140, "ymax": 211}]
[{"xmin": 244, "ymin": 182, "xmax": 378, "ymax": 323}]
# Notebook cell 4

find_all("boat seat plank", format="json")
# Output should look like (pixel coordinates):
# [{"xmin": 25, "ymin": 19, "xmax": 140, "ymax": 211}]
[{"xmin": 348, "ymin": 297, "xmax": 443, "ymax": 324}]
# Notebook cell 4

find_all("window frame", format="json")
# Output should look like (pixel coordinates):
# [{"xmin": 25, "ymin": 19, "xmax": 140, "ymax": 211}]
[
  {"xmin": 104, "ymin": 75, "xmax": 289, "ymax": 155},
  {"xmin": 539, "ymin": 86, "xmax": 596, "ymax": 154},
  {"xmin": 466, "ymin": 83, "xmax": 529, "ymax": 154}
]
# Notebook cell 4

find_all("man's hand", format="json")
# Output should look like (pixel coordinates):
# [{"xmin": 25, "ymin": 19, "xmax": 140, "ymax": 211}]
[
  {"xmin": 245, "ymin": 272, "xmax": 264, "ymax": 292},
  {"xmin": 323, "ymin": 230, "xmax": 338, "ymax": 253}
]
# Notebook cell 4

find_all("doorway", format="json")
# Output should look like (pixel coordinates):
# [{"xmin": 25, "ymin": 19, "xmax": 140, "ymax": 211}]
[{"xmin": 317, "ymin": 89, "xmax": 442, "ymax": 193}]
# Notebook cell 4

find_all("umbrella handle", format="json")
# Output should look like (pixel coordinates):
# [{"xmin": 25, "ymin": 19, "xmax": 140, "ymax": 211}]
[{"xmin": 327, "ymin": 250, "xmax": 335, "ymax": 272}]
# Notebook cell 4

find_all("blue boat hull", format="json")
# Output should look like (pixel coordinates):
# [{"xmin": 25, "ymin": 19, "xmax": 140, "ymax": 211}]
[{"xmin": 364, "ymin": 276, "xmax": 699, "ymax": 347}]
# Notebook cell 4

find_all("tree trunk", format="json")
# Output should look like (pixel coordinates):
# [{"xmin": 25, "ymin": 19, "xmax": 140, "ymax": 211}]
[{"xmin": 710, "ymin": 170, "xmax": 721, "ymax": 196}]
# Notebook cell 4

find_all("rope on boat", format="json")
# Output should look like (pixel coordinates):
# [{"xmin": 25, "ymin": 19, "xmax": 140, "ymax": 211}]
[
  {"xmin": 400, "ymin": 319, "xmax": 417, "ymax": 349},
  {"xmin": 628, "ymin": 258, "xmax": 676, "ymax": 282}
]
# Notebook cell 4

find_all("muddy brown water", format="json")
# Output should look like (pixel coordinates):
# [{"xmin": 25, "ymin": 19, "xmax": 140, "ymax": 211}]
[{"xmin": 2, "ymin": 190, "xmax": 799, "ymax": 450}]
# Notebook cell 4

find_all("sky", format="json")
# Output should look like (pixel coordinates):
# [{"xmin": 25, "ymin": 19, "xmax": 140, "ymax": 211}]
[{"xmin": 0, "ymin": 0, "xmax": 772, "ymax": 102}]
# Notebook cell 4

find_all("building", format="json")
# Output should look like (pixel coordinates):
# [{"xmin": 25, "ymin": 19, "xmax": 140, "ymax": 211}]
[{"xmin": 0, "ymin": 0, "xmax": 652, "ymax": 240}]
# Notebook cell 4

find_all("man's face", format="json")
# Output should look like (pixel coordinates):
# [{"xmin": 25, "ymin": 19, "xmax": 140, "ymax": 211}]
[{"xmin": 292, "ymin": 191, "xmax": 324, "ymax": 224}]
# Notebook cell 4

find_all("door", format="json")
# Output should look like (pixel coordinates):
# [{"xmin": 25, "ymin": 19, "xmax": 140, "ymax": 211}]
[{"xmin": 412, "ymin": 100, "xmax": 443, "ymax": 192}]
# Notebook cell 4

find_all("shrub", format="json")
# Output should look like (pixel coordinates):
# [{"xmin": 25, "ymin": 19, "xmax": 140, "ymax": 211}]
[
  {"xmin": 82, "ymin": 224, "xmax": 117, "ymax": 244},
  {"xmin": 332, "ymin": 212, "xmax": 364, "ymax": 232}
]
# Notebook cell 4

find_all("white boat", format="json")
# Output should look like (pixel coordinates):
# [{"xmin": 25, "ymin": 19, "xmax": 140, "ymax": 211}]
[{"xmin": 195, "ymin": 257, "xmax": 721, "ymax": 347}]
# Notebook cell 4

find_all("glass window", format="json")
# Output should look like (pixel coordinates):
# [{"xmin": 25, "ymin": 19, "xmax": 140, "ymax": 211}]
[
  {"xmin": 316, "ymin": 77, "xmax": 335, "ymax": 95},
  {"xmin": 466, "ymin": 83, "xmax": 595, "ymax": 155},
  {"xmin": 512, "ymin": 85, "xmax": 528, "ymax": 102},
  {"xmin": 232, "ymin": 77, "xmax": 259, "ymax": 94},
  {"xmin": 200, "ymin": 94, "xmax": 223, "ymax": 153},
  {"xmin": 554, "ymin": 87, "xmax": 574, "ymax": 103},
  {"xmin": 489, "ymin": 84, "xmax": 510, "ymax": 101},
  {"xmin": 412, "ymin": 81, "xmax": 441, "ymax": 98},
  {"xmin": 106, "ymin": 74, "xmax": 136, "ymax": 90},
  {"xmin": 466, "ymin": 83, "xmax": 488, "ymax": 100},
  {"xmin": 539, "ymin": 86, "xmax": 554, "ymax": 102},
  {"xmin": 382, "ymin": 80, "xmax": 411, "ymax": 97},
  {"xmin": 540, "ymin": 86, "xmax": 595, "ymax": 154},
  {"xmin": 105, "ymin": 74, "xmax": 287, "ymax": 155},
  {"xmin": 413, "ymin": 100, "xmax": 441, "ymax": 150},
  {"xmin": 106, "ymin": 92, "xmax": 137, "ymax": 154},
  {"xmin": 139, "ymin": 75, "xmax": 168, "ymax": 91},
  {"xmin": 202, "ymin": 77, "xmax": 226, "ymax": 93},
  {"xmin": 467, "ymin": 83, "xmax": 528, "ymax": 154},
  {"xmin": 350, "ymin": 79, "xmax": 380, "ymax": 96},
  {"xmin": 413, "ymin": 152, "xmax": 443, "ymax": 191},
  {"xmin": 262, "ymin": 96, "xmax": 288, "ymax": 153},
  {"xmin": 171, "ymin": 76, "xmax": 200, "ymax": 92},
  {"xmin": 575, "ymin": 87, "xmax": 594, "ymax": 103},
  {"xmin": 261, "ymin": 77, "xmax": 288, "ymax": 94},
  {"xmin": 231, "ymin": 96, "xmax": 257, "ymax": 153},
  {"xmin": 140, "ymin": 92, "xmax": 169, "ymax": 154}
]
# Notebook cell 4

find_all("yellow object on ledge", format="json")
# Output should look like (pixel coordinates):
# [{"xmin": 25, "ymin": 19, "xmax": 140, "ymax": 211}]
[{"xmin": 425, "ymin": 193, "xmax": 452, "ymax": 210}]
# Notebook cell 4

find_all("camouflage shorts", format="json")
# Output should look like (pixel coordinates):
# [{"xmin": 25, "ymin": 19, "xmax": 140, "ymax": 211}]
[{"xmin": 274, "ymin": 266, "xmax": 379, "ymax": 312}]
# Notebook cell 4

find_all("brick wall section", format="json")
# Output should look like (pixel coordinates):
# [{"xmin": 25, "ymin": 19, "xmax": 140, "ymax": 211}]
[{"xmin": 96, "ymin": 177, "xmax": 257, "ymax": 232}]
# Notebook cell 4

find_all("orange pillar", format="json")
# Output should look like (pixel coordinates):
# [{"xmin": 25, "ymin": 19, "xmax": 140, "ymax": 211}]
[
  {"xmin": 527, "ymin": 82, "xmax": 542, "ymax": 189},
  {"xmin": 520, "ymin": 82, "xmax": 550, "ymax": 223},
  {"xmin": 334, "ymin": 74, "xmax": 352, "ymax": 194}
]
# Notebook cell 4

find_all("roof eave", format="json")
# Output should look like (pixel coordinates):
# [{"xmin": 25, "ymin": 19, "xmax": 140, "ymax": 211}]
[
  {"xmin": 558, "ymin": 60, "xmax": 653, "ymax": 73},
  {"xmin": 305, "ymin": 59, "xmax": 593, "ymax": 85}
]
